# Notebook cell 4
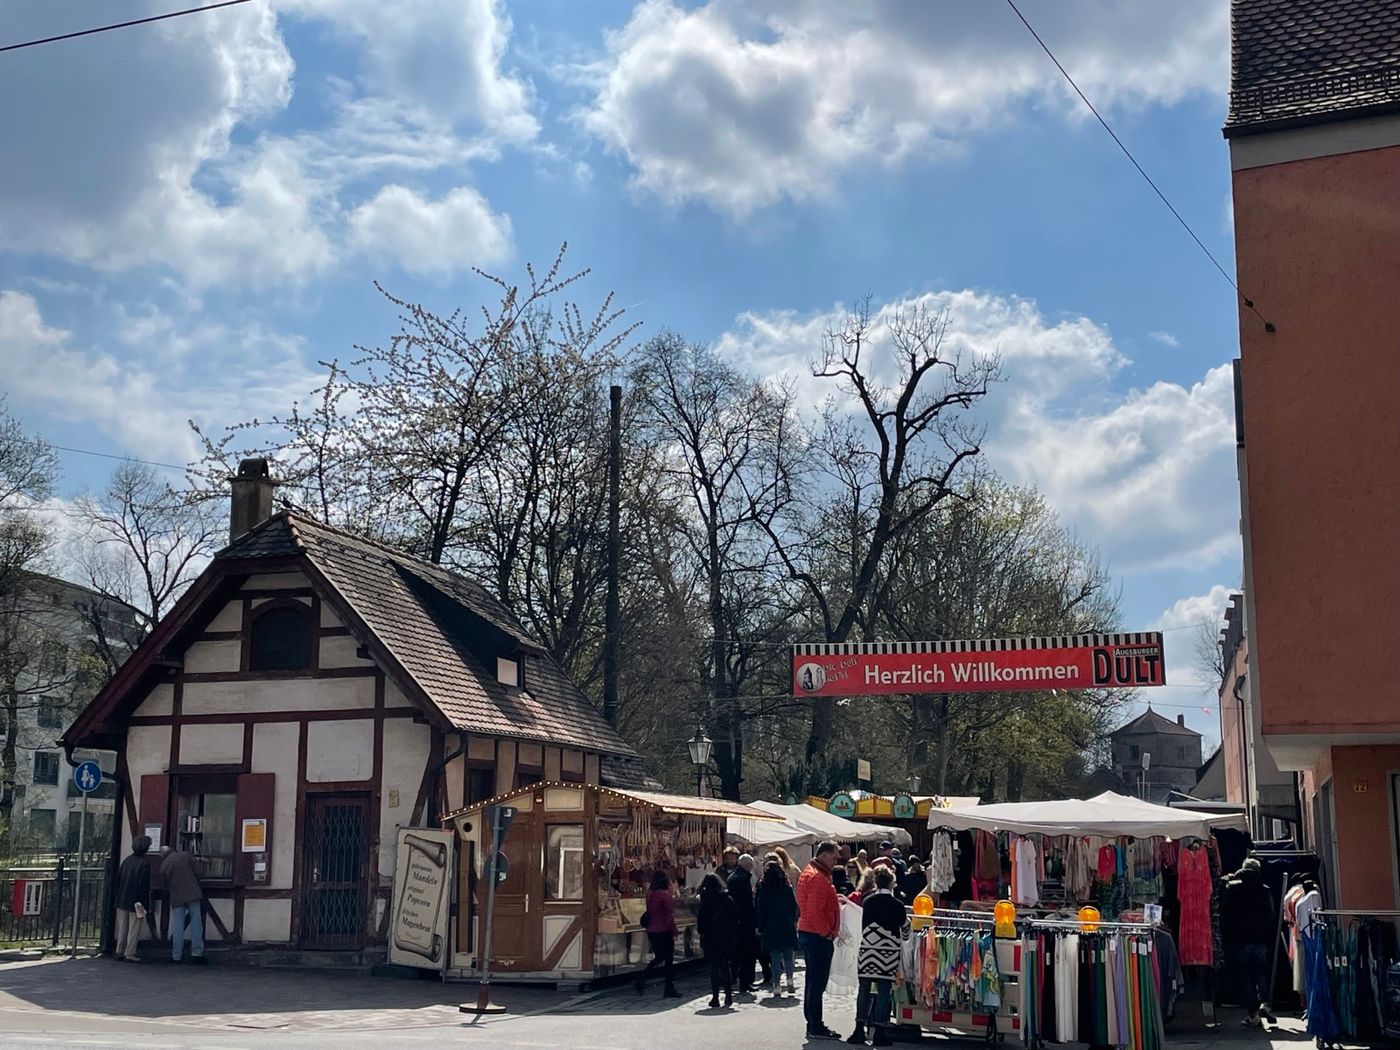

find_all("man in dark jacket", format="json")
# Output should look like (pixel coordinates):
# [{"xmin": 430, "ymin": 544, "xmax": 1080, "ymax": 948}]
[
  {"xmin": 1223, "ymin": 857, "xmax": 1277, "ymax": 1026},
  {"xmin": 114, "ymin": 835, "xmax": 153, "ymax": 961},
  {"xmin": 727, "ymin": 853, "xmax": 763, "ymax": 993},
  {"xmin": 160, "ymin": 846, "xmax": 206, "ymax": 963}
]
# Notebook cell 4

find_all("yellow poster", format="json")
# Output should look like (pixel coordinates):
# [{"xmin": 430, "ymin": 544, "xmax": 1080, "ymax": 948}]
[{"xmin": 241, "ymin": 818, "xmax": 267, "ymax": 852}]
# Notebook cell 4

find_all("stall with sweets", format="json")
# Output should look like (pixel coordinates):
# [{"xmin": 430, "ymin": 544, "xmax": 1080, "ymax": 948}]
[{"xmin": 442, "ymin": 782, "xmax": 782, "ymax": 984}]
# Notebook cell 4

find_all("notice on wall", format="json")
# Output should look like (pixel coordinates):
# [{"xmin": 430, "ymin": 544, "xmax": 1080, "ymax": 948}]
[
  {"xmin": 388, "ymin": 827, "xmax": 454, "ymax": 970},
  {"xmin": 792, "ymin": 633, "xmax": 1166, "ymax": 698},
  {"xmin": 240, "ymin": 818, "xmax": 267, "ymax": 853}
]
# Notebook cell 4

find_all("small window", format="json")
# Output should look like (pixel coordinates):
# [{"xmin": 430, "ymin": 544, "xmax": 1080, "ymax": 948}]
[
  {"xmin": 28, "ymin": 808, "xmax": 56, "ymax": 843},
  {"xmin": 467, "ymin": 766, "xmax": 497, "ymax": 806},
  {"xmin": 249, "ymin": 605, "xmax": 314, "ymax": 671},
  {"xmin": 496, "ymin": 656, "xmax": 521, "ymax": 688},
  {"xmin": 546, "ymin": 825, "xmax": 585, "ymax": 901},
  {"xmin": 1128, "ymin": 744, "xmax": 1140, "ymax": 760},
  {"xmin": 33, "ymin": 752, "xmax": 59, "ymax": 785},
  {"xmin": 37, "ymin": 697, "xmax": 63, "ymax": 730}
]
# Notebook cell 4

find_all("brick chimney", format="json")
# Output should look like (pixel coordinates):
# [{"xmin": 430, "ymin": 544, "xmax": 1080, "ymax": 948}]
[
  {"xmin": 229, "ymin": 458, "xmax": 277, "ymax": 543},
  {"xmin": 1177, "ymin": 714, "xmax": 1186, "ymax": 726}
]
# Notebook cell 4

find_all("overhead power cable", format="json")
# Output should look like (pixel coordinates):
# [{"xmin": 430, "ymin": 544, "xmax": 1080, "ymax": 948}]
[
  {"xmin": 1004, "ymin": 0, "xmax": 1276, "ymax": 333},
  {"xmin": 0, "ymin": 0, "xmax": 253, "ymax": 54}
]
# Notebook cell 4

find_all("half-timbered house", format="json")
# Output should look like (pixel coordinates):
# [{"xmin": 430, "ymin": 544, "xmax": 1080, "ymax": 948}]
[{"xmin": 63, "ymin": 459, "xmax": 649, "ymax": 956}]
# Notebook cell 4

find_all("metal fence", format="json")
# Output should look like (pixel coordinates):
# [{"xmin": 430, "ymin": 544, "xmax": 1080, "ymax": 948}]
[{"xmin": 0, "ymin": 847, "xmax": 110, "ymax": 948}]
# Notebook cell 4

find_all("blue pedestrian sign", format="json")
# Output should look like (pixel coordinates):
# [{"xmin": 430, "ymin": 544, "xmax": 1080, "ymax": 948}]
[{"xmin": 73, "ymin": 761, "xmax": 102, "ymax": 794}]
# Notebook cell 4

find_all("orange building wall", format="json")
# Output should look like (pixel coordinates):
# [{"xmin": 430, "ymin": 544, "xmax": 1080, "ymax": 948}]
[
  {"xmin": 1219, "ymin": 643, "xmax": 1248, "ymax": 804},
  {"xmin": 1233, "ymin": 144, "xmax": 1400, "ymax": 737},
  {"xmin": 1329, "ymin": 747, "xmax": 1400, "ymax": 909}
]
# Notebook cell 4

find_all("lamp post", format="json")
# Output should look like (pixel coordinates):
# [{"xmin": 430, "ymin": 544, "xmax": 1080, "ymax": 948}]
[
  {"xmin": 687, "ymin": 730, "xmax": 713, "ymax": 798},
  {"xmin": 907, "ymin": 774, "xmax": 921, "ymax": 794}
]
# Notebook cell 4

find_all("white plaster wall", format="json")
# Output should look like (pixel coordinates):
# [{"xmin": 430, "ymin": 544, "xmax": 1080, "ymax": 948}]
[
  {"xmin": 205, "ymin": 897, "xmax": 233, "ymax": 942},
  {"xmin": 306, "ymin": 719, "xmax": 373, "ymax": 782},
  {"xmin": 206, "ymin": 601, "xmax": 243, "ymax": 633},
  {"xmin": 180, "ymin": 723, "xmax": 244, "ymax": 765},
  {"xmin": 183, "ymin": 677, "xmax": 375, "ymax": 715},
  {"xmin": 251, "ymin": 722, "xmax": 299, "ymax": 889},
  {"xmin": 134, "ymin": 683, "xmax": 174, "ymax": 717},
  {"xmin": 128, "ymin": 725, "xmax": 172, "ymax": 777},
  {"xmin": 495, "ymin": 740, "xmax": 517, "ymax": 796},
  {"xmin": 244, "ymin": 573, "xmax": 306, "ymax": 590},
  {"xmin": 544, "ymin": 748, "xmax": 562, "ymax": 782},
  {"xmin": 184, "ymin": 639, "xmax": 241, "ymax": 674},
  {"xmin": 242, "ymin": 898, "xmax": 292, "ymax": 943},
  {"xmin": 444, "ymin": 755, "xmax": 465, "ymax": 815},
  {"xmin": 319, "ymin": 635, "xmax": 372, "ymax": 669},
  {"xmin": 468, "ymin": 736, "xmax": 494, "ymax": 762},
  {"xmin": 379, "ymin": 719, "xmax": 432, "ymax": 878},
  {"xmin": 320, "ymin": 603, "xmax": 343, "ymax": 628}
]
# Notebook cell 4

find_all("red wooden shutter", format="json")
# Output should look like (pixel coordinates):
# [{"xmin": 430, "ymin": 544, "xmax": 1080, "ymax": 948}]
[
  {"xmin": 234, "ymin": 773, "xmax": 276, "ymax": 886},
  {"xmin": 137, "ymin": 774, "xmax": 170, "ymax": 845}
]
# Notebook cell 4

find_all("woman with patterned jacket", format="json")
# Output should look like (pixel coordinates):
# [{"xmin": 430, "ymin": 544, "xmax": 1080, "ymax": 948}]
[{"xmin": 848, "ymin": 865, "xmax": 909, "ymax": 1046}]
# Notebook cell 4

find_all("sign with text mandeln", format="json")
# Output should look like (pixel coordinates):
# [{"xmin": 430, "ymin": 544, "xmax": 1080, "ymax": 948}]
[{"xmin": 792, "ymin": 633, "xmax": 1165, "ymax": 698}]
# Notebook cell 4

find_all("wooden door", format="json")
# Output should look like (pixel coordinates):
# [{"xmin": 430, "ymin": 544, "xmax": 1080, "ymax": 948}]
[
  {"xmin": 299, "ymin": 794, "xmax": 370, "ymax": 950},
  {"xmin": 477, "ymin": 804, "xmax": 540, "ymax": 972}
]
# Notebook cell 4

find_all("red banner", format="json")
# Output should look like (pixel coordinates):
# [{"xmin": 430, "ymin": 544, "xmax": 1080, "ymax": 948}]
[{"xmin": 791, "ymin": 634, "xmax": 1165, "ymax": 697}]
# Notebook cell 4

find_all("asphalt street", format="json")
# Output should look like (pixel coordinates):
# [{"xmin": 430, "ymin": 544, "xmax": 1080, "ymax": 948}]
[{"xmin": 0, "ymin": 955, "xmax": 1317, "ymax": 1050}]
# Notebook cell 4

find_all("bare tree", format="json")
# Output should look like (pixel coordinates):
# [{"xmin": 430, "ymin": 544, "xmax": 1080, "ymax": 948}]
[
  {"xmin": 70, "ymin": 461, "xmax": 221, "ymax": 672},
  {"xmin": 753, "ymin": 298, "xmax": 1000, "ymax": 760},
  {"xmin": 631, "ymin": 333, "xmax": 799, "ymax": 798}
]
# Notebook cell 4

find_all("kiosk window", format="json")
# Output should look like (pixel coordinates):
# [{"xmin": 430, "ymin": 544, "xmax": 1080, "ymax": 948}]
[{"xmin": 546, "ymin": 825, "xmax": 584, "ymax": 901}]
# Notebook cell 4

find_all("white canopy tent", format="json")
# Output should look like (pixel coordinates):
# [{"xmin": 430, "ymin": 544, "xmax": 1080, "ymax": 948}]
[
  {"xmin": 748, "ymin": 800, "xmax": 914, "ymax": 848},
  {"xmin": 928, "ymin": 791, "xmax": 1247, "ymax": 840},
  {"xmin": 726, "ymin": 813, "xmax": 820, "ymax": 851}
]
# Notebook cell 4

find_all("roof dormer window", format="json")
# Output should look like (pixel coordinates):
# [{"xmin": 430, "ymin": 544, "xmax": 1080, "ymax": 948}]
[{"xmin": 496, "ymin": 655, "xmax": 522, "ymax": 689}]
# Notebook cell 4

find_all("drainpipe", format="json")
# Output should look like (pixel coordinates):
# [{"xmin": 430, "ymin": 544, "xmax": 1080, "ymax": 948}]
[{"xmin": 1233, "ymin": 675, "xmax": 1255, "ymax": 836}]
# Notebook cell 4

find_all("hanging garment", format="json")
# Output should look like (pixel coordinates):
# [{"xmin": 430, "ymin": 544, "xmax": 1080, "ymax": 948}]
[
  {"xmin": 1176, "ymin": 845, "xmax": 1213, "ymax": 966},
  {"xmin": 929, "ymin": 833, "xmax": 956, "ymax": 894},
  {"xmin": 1305, "ymin": 927, "xmax": 1341, "ymax": 1040},
  {"xmin": 1013, "ymin": 835, "xmax": 1040, "ymax": 907}
]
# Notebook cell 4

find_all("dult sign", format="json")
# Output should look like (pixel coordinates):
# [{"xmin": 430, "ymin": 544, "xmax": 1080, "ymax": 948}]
[{"xmin": 792, "ymin": 633, "xmax": 1165, "ymax": 698}]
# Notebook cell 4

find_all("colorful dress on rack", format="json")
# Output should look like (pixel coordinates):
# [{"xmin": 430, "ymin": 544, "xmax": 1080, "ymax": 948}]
[{"xmin": 1176, "ymin": 845, "xmax": 1213, "ymax": 966}]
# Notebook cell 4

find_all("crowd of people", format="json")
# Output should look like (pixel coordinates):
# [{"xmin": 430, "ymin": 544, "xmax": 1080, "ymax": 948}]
[{"xmin": 639, "ymin": 837, "xmax": 929, "ymax": 1044}]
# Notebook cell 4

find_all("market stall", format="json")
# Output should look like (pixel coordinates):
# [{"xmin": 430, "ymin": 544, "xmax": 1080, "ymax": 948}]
[
  {"xmin": 747, "ymin": 800, "xmax": 913, "ymax": 848},
  {"xmin": 725, "ymin": 811, "xmax": 818, "ymax": 859},
  {"xmin": 442, "ymin": 782, "xmax": 782, "ymax": 984}
]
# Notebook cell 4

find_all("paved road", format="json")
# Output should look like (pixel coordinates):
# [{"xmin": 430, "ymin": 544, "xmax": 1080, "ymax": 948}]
[{"xmin": 0, "ymin": 956, "xmax": 1312, "ymax": 1050}]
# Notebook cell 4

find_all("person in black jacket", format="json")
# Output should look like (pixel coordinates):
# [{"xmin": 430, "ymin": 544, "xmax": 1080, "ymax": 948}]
[
  {"xmin": 113, "ymin": 835, "xmax": 153, "ymax": 962},
  {"xmin": 1223, "ymin": 857, "xmax": 1278, "ymax": 1027},
  {"xmin": 697, "ymin": 873, "xmax": 740, "ymax": 1009},
  {"xmin": 727, "ymin": 854, "xmax": 763, "ymax": 993},
  {"xmin": 756, "ymin": 860, "xmax": 799, "ymax": 996}
]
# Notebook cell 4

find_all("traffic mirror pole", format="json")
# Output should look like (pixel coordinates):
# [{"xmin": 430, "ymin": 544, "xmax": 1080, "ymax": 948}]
[{"xmin": 462, "ymin": 805, "xmax": 508, "ymax": 1015}]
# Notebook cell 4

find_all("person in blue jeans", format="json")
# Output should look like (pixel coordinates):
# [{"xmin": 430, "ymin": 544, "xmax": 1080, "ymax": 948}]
[{"xmin": 159, "ymin": 846, "xmax": 207, "ymax": 963}]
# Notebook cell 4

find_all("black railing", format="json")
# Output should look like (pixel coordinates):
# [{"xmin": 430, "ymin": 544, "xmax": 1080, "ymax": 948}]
[{"xmin": 0, "ymin": 848, "xmax": 110, "ymax": 948}]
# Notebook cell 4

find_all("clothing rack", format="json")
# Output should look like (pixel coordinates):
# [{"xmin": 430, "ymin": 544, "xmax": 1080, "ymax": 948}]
[{"xmin": 1316, "ymin": 909, "xmax": 1400, "ymax": 917}]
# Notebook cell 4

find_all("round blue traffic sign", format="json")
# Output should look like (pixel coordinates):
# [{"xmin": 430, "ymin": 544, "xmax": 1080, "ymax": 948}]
[{"xmin": 73, "ymin": 761, "xmax": 102, "ymax": 794}]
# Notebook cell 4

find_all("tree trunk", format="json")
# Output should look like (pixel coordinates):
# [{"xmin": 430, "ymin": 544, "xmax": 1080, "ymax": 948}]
[
  {"xmin": 708, "ymin": 520, "xmax": 742, "ymax": 799},
  {"xmin": 0, "ymin": 684, "xmax": 16, "ymax": 830},
  {"xmin": 932, "ymin": 695, "xmax": 952, "ymax": 794}
]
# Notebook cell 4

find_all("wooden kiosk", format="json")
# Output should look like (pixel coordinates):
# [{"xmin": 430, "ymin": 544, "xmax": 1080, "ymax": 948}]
[{"xmin": 442, "ymin": 783, "xmax": 781, "ymax": 984}]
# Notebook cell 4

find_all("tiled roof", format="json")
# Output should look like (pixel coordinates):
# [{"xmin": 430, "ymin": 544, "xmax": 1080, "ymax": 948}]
[
  {"xmin": 1112, "ymin": 707, "xmax": 1201, "ymax": 739},
  {"xmin": 1227, "ymin": 0, "xmax": 1400, "ymax": 134},
  {"xmin": 220, "ymin": 513, "xmax": 637, "ymax": 758},
  {"xmin": 600, "ymin": 755, "xmax": 665, "ymax": 791}
]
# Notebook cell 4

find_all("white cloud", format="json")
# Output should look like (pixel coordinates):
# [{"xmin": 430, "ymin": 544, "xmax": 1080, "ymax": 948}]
[
  {"xmin": 0, "ymin": 0, "xmax": 532, "ymax": 287},
  {"xmin": 348, "ymin": 186, "xmax": 513, "ymax": 277},
  {"xmin": 1148, "ymin": 331, "xmax": 1180, "ymax": 348},
  {"xmin": 1151, "ymin": 584, "xmax": 1236, "ymax": 699},
  {"xmin": 0, "ymin": 291, "xmax": 317, "ymax": 463},
  {"xmin": 714, "ymin": 289, "xmax": 1240, "ymax": 577},
  {"xmin": 577, "ymin": 0, "xmax": 1227, "ymax": 215}
]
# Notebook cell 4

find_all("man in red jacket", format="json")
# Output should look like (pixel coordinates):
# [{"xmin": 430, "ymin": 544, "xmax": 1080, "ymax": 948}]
[{"xmin": 796, "ymin": 840, "xmax": 842, "ymax": 1040}]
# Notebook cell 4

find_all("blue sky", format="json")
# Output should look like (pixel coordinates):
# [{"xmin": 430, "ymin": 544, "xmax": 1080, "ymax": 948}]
[{"xmin": 0, "ymin": 0, "xmax": 1241, "ymax": 745}]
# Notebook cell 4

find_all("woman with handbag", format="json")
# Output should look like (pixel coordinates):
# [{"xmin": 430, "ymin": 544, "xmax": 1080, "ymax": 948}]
[{"xmin": 637, "ymin": 870, "xmax": 682, "ymax": 998}]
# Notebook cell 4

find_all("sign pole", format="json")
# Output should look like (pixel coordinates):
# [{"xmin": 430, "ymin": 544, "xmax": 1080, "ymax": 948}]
[
  {"xmin": 70, "ymin": 789, "xmax": 88, "ymax": 959},
  {"xmin": 462, "ymin": 806, "xmax": 507, "ymax": 1015}
]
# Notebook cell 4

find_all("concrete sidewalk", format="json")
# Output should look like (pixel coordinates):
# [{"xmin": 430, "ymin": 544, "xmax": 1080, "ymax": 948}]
[{"xmin": 0, "ymin": 955, "xmax": 578, "ymax": 1033}]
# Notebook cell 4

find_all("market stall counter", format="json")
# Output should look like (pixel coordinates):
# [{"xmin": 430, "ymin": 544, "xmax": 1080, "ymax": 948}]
[{"xmin": 442, "ymin": 783, "xmax": 782, "ymax": 984}]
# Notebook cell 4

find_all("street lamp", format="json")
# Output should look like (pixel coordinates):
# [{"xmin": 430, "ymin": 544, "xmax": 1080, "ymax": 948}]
[
  {"xmin": 906, "ymin": 774, "xmax": 921, "ymax": 794},
  {"xmin": 687, "ymin": 729, "xmax": 713, "ymax": 798}
]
